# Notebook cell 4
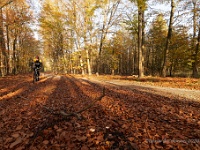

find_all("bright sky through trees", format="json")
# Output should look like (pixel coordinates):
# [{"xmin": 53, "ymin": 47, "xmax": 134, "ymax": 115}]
[
  {"xmin": 28, "ymin": 0, "xmax": 171, "ymax": 40},
  {"xmin": 27, "ymin": 0, "xmax": 199, "ymax": 41},
  {"xmin": 27, "ymin": 0, "xmax": 42, "ymax": 40},
  {"xmin": 0, "ymin": 0, "xmax": 199, "ymax": 77},
  {"xmin": 28, "ymin": 0, "xmax": 42, "ymax": 15}
]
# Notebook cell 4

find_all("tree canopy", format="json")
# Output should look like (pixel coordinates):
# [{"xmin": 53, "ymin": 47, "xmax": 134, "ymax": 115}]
[{"xmin": 0, "ymin": 0, "xmax": 199, "ymax": 77}]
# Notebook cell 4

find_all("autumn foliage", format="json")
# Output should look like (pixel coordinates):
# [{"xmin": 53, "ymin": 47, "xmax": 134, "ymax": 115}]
[{"xmin": 0, "ymin": 74, "xmax": 200, "ymax": 149}]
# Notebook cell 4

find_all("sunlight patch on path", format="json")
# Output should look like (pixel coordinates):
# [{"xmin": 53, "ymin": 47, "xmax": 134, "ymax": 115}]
[
  {"xmin": 105, "ymin": 80, "xmax": 200, "ymax": 102},
  {"xmin": 0, "ymin": 88, "xmax": 24, "ymax": 101},
  {"xmin": 81, "ymin": 77, "xmax": 200, "ymax": 102},
  {"xmin": 42, "ymin": 73, "xmax": 61, "ymax": 81},
  {"xmin": 52, "ymin": 75, "xmax": 61, "ymax": 80}
]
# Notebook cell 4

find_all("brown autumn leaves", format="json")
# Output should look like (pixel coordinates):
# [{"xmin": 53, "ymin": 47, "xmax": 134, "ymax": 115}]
[{"xmin": 0, "ymin": 74, "xmax": 200, "ymax": 150}]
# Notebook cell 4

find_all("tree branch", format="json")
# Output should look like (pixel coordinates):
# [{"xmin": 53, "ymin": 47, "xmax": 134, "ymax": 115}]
[
  {"xmin": 0, "ymin": 0, "xmax": 13, "ymax": 9},
  {"xmin": 26, "ymin": 87, "xmax": 106, "ymax": 149}
]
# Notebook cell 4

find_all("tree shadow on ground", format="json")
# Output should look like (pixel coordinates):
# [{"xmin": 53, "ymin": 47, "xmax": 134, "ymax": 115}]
[
  {"xmin": 28, "ymin": 75, "xmax": 200, "ymax": 149},
  {"xmin": 1, "ymin": 74, "xmax": 199, "ymax": 150},
  {"xmin": 78, "ymin": 78, "xmax": 200, "ymax": 149}
]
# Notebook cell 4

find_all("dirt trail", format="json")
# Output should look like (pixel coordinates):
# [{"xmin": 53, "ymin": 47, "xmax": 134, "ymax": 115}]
[
  {"xmin": 0, "ymin": 74, "xmax": 200, "ymax": 150},
  {"xmin": 81, "ymin": 77, "xmax": 200, "ymax": 102}
]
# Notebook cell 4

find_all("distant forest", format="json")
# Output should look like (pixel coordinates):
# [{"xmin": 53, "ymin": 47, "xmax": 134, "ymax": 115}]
[{"xmin": 0, "ymin": 0, "xmax": 199, "ymax": 78}]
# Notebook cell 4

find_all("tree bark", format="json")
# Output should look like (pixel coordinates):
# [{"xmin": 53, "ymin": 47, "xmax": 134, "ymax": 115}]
[
  {"xmin": 138, "ymin": 6, "xmax": 144, "ymax": 78},
  {"xmin": 191, "ymin": 1, "xmax": 199, "ymax": 78},
  {"xmin": 96, "ymin": 0, "xmax": 121, "ymax": 75},
  {"xmin": 79, "ymin": 55, "xmax": 84, "ymax": 75},
  {"xmin": 162, "ymin": 0, "xmax": 175, "ymax": 77},
  {"xmin": 5, "ymin": 24, "xmax": 9, "ymax": 74},
  {"xmin": 12, "ymin": 36, "xmax": 17, "ymax": 74},
  {"xmin": 192, "ymin": 24, "xmax": 200, "ymax": 78},
  {"xmin": 86, "ymin": 49, "xmax": 91, "ymax": 75},
  {"xmin": 0, "ymin": 8, "xmax": 8, "ymax": 76}
]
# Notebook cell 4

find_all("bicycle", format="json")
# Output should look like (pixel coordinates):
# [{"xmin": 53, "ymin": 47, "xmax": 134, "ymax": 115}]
[{"xmin": 33, "ymin": 68, "xmax": 39, "ymax": 83}]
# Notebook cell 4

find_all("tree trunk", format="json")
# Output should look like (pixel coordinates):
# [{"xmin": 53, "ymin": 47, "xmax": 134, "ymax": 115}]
[
  {"xmin": 0, "ymin": 0, "xmax": 13, "ymax": 77},
  {"xmin": 6, "ymin": 24, "xmax": 10, "ymax": 74},
  {"xmin": 96, "ymin": 1, "xmax": 121, "ymax": 75},
  {"xmin": 97, "ymin": 23, "xmax": 105, "ymax": 75},
  {"xmin": 191, "ymin": 1, "xmax": 199, "ymax": 78},
  {"xmin": 86, "ymin": 49, "xmax": 91, "ymax": 75},
  {"xmin": 138, "ymin": 6, "xmax": 144, "ymax": 78},
  {"xmin": 79, "ymin": 55, "xmax": 84, "ymax": 75},
  {"xmin": 133, "ymin": 44, "xmax": 138, "ymax": 75},
  {"xmin": 142, "ymin": 10, "xmax": 145, "ymax": 75},
  {"xmin": 12, "ymin": 36, "xmax": 17, "ymax": 74},
  {"xmin": 162, "ymin": 0, "xmax": 175, "ymax": 77},
  {"xmin": 192, "ymin": 24, "xmax": 200, "ymax": 78},
  {"xmin": 0, "ymin": 8, "xmax": 7, "ymax": 76}
]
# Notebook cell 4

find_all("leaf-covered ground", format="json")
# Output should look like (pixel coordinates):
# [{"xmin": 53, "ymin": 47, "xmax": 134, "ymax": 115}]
[
  {"xmin": 90, "ymin": 75, "xmax": 200, "ymax": 90},
  {"xmin": 0, "ymin": 74, "xmax": 200, "ymax": 150},
  {"xmin": 82, "ymin": 75, "xmax": 200, "ymax": 102}
]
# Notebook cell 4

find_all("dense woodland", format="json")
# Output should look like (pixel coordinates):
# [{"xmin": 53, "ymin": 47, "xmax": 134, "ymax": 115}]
[{"xmin": 0, "ymin": 0, "xmax": 200, "ymax": 78}]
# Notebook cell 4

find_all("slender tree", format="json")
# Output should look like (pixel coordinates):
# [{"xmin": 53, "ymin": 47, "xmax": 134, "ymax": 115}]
[
  {"xmin": 191, "ymin": 0, "xmax": 199, "ymax": 78},
  {"xmin": 148, "ymin": 14, "xmax": 168, "ymax": 76},
  {"xmin": 0, "ymin": 0, "xmax": 13, "ymax": 76},
  {"xmin": 96, "ymin": 0, "xmax": 122, "ymax": 75},
  {"xmin": 161, "ymin": 0, "xmax": 175, "ymax": 77},
  {"xmin": 129, "ymin": 0, "xmax": 147, "ymax": 77}
]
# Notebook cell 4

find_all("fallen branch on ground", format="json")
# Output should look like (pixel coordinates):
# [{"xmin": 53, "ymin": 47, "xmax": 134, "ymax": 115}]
[
  {"xmin": 26, "ymin": 87, "xmax": 105, "ymax": 149},
  {"xmin": 16, "ymin": 95, "xmax": 29, "ymax": 100}
]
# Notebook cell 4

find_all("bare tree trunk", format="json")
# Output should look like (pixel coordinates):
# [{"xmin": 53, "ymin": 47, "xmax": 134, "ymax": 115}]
[
  {"xmin": 191, "ymin": 1, "xmax": 199, "ymax": 78},
  {"xmin": 138, "ymin": 6, "xmax": 144, "ymax": 78},
  {"xmin": 0, "ymin": 0, "xmax": 14, "ymax": 77},
  {"xmin": 5, "ymin": 24, "xmax": 10, "ymax": 74},
  {"xmin": 0, "ymin": 8, "xmax": 7, "ymax": 76},
  {"xmin": 131, "ymin": 42, "xmax": 138, "ymax": 75},
  {"xmin": 192, "ymin": 23, "xmax": 200, "ymax": 78},
  {"xmin": 96, "ymin": 0, "xmax": 121, "ymax": 75},
  {"xmin": 162, "ymin": 0, "xmax": 175, "ymax": 77},
  {"xmin": 86, "ymin": 49, "xmax": 91, "ymax": 75},
  {"xmin": 79, "ymin": 55, "xmax": 84, "ymax": 75},
  {"xmin": 5, "ymin": 5, "xmax": 10, "ymax": 74},
  {"xmin": 142, "ymin": 10, "xmax": 145, "ymax": 75},
  {"xmin": 12, "ymin": 36, "xmax": 17, "ymax": 74},
  {"xmin": 97, "ymin": 21, "xmax": 106, "ymax": 75}
]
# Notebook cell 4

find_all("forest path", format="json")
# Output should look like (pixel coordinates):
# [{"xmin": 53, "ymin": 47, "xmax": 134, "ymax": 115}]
[
  {"xmin": 0, "ymin": 74, "xmax": 200, "ymax": 149},
  {"xmin": 80, "ymin": 76, "xmax": 200, "ymax": 102}
]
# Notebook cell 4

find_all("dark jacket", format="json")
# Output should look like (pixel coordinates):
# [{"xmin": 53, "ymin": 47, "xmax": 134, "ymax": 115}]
[{"xmin": 33, "ymin": 60, "xmax": 42, "ymax": 70}]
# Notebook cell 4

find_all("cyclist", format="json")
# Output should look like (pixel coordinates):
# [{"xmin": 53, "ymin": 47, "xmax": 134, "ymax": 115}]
[{"xmin": 32, "ymin": 56, "xmax": 42, "ymax": 81}]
